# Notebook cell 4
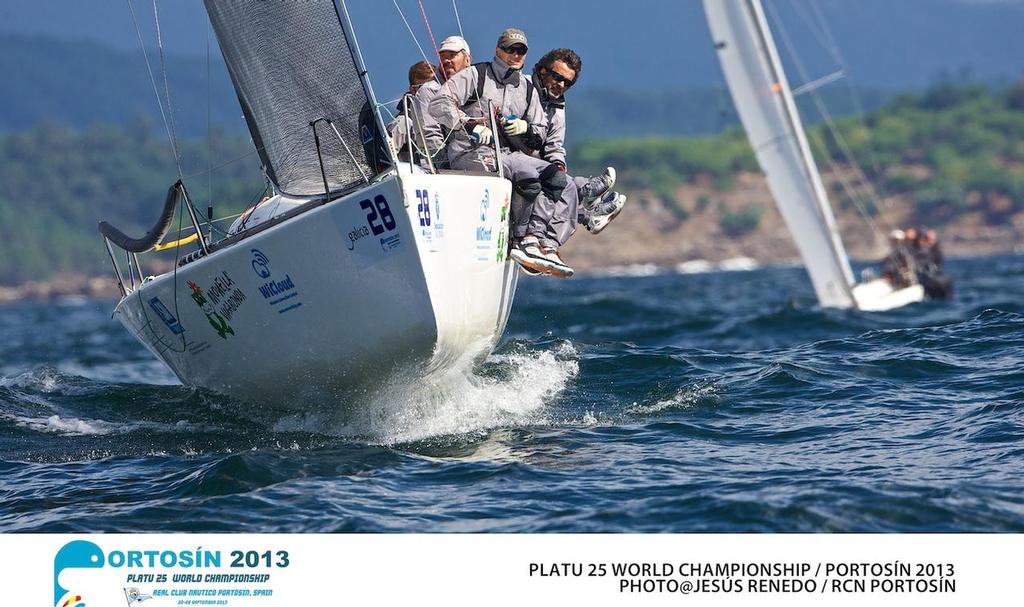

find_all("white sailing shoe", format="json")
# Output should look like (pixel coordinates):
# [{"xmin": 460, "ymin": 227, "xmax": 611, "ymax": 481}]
[
  {"xmin": 585, "ymin": 191, "xmax": 627, "ymax": 234},
  {"xmin": 510, "ymin": 236, "xmax": 575, "ymax": 278},
  {"xmin": 579, "ymin": 167, "xmax": 616, "ymax": 206}
]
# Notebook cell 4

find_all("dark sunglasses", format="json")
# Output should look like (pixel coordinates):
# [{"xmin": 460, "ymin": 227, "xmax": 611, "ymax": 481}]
[
  {"xmin": 542, "ymin": 66, "xmax": 574, "ymax": 86},
  {"xmin": 503, "ymin": 44, "xmax": 528, "ymax": 55}
]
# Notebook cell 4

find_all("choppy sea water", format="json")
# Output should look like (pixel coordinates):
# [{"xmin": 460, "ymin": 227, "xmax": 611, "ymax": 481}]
[{"xmin": 1, "ymin": 254, "xmax": 1022, "ymax": 532}]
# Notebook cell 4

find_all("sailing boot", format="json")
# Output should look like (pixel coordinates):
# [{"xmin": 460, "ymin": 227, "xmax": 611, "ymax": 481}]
[
  {"xmin": 511, "ymin": 235, "xmax": 574, "ymax": 278},
  {"xmin": 585, "ymin": 191, "xmax": 627, "ymax": 234},
  {"xmin": 579, "ymin": 167, "xmax": 616, "ymax": 206}
]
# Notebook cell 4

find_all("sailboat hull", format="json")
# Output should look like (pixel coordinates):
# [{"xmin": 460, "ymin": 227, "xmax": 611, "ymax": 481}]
[
  {"xmin": 851, "ymin": 279, "xmax": 925, "ymax": 312},
  {"xmin": 114, "ymin": 172, "xmax": 517, "ymax": 411}
]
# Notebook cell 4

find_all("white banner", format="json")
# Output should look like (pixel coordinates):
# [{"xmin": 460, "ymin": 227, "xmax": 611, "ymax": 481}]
[{"xmin": 5, "ymin": 534, "xmax": 1019, "ymax": 606}]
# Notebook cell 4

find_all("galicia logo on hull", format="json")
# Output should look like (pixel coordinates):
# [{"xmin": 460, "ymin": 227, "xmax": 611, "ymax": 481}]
[{"xmin": 347, "ymin": 225, "xmax": 370, "ymax": 251}]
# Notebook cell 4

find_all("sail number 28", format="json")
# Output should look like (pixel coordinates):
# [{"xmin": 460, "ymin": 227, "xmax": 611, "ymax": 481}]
[
  {"xmin": 415, "ymin": 189, "xmax": 431, "ymax": 227},
  {"xmin": 360, "ymin": 195, "xmax": 397, "ymax": 235}
]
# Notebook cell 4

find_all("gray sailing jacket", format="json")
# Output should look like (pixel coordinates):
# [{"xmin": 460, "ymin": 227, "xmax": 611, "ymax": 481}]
[
  {"xmin": 428, "ymin": 55, "xmax": 546, "ymax": 163},
  {"xmin": 532, "ymin": 73, "xmax": 567, "ymax": 169},
  {"xmin": 413, "ymin": 79, "xmax": 445, "ymax": 160}
]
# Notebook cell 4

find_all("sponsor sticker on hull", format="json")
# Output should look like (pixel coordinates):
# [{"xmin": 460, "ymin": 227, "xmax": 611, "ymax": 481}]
[
  {"xmin": 186, "ymin": 271, "xmax": 247, "ymax": 339},
  {"xmin": 251, "ymin": 249, "xmax": 303, "ymax": 315},
  {"xmin": 335, "ymin": 191, "xmax": 402, "ymax": 263},
  {"xmin": 475, "ymin": 188, "xmax": 493, "ymax": 262}
]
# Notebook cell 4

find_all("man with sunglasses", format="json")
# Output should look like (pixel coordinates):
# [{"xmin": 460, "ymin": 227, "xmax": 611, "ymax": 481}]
[
  {"xmin": 510, "ymin": 49, "xmax": 628, "ymax": 276},
  {"xmin": 428, "ymin": 28, "xmax": 577, "ymax": 276}
]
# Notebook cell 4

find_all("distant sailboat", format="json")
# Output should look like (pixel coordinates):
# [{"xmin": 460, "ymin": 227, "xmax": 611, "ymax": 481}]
[{"xmin": 703, "ymin": 0, "xmax": 925, "ymax": 311}]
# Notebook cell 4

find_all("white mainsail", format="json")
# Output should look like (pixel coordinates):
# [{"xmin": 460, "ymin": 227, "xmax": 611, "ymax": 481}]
[{"xmin": 703, "ymin": 0, "xmax": 857, "ymax": 308}]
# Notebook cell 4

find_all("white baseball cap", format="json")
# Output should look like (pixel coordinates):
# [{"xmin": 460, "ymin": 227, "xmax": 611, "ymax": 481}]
[{"xmin": 439, "ymin": 35, "xmax": 470, "ymax": 55}]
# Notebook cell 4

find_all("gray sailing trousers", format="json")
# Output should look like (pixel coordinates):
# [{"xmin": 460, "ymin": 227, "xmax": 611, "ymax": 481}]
[
  {"xmin": 451, "ymin": 148, "xmax": 585, "ymax": 249},
  {"xmin": 450, "ymin": 148, "xmax": 562, "ymax": 243},
  {"xmin": 526, "ymin": 176, "xmax": 578, "ymax": 249}
]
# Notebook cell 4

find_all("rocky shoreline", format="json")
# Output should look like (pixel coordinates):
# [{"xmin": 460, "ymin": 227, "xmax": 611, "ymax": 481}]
[
  {"xmin": 4, "ymin": 172, "xmax": 1021, "ymax": 303},
  {"xmin": 0, "ymin": 275, "xmax": 119, "ymax": 304},
  {"xmin": 2, "ymin": 243, "xmax": 1018, "ymax": 305}
]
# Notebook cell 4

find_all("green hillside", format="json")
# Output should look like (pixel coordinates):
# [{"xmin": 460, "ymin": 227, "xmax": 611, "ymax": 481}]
[
  {"xmin": 0, "ymin": 123, "xmax": 263, "ymax": 284},
  {"xmin": 572, "ymin": 82, "xmax": 1024, "ymax": 228},
  {"xmin": 1, "ymin": 82, "xmax": 1022, "ymax": 286}
]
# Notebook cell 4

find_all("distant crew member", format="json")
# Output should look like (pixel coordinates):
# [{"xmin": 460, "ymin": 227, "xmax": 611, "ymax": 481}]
[
  {"xmin": 880, "ymin": 229, "xmax": 915, "ymax": 289},
  {"xmin": 912, "ymin": 226, "xmax": 953, "ymax": 299}
]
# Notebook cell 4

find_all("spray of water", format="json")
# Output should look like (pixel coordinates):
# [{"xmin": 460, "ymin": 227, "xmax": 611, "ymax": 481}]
[{"xmin": 273, "ymin": 341, "xmax": 580, "ymax": 444}]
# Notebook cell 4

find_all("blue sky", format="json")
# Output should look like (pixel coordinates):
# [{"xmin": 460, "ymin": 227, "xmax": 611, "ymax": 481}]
[{"xmin": 1, "ymin": 0, "xmax": 1022, "ymax": 100}]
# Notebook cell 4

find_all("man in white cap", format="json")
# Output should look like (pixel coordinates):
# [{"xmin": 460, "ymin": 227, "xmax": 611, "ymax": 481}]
[
  {"xmin": 430, "ymin": 27, "xmax": 576, "ymax": 277},
  {"xmin": 437, "ymin": 35, "xmax": 472, "ymax": 82},
  {"xmin": 391, "ymin": 35, "xmax": 473, "ymax": 167}
]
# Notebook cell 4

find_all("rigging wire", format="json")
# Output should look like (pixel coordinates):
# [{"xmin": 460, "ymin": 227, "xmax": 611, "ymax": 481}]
[
  {"xmin": 764, "ymin": 0, "xmax": 889, "ymax": 243},
  {"xmin": 206, "ymin": 19, "xmax": 213, "ymax": 226},
  {"xmin": 800, "ymin": 0, "xmax": 887, "ymax": 181},
  {"xmin": 417, "ymin": 0, "xmax": 441, "ymax": 59},
  {"xmin": 389, "ymin": 0, "xmax": 469, "ymax": 162},
  {"xmin": 125, "ymin": 0, "xmax": 181, "ymax": 179},
  {"xmin": 392, "ymin": 0, "xmax": 435, "ymax": 67},
  {"xmin": 152, "ymin": 0, "xmax": 185, "ymax": 182},
  {"xmin": 451, "ymin": 0, "xmax": 465, "ymax": 39}
]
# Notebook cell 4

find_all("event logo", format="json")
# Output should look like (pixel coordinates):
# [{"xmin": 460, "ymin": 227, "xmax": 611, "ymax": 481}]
[
  {"xmin": 54, "ymin": 540, "xmax": 105, "ymax": 607},
  {"xmin": 124, "ymin": 587, "xmax": 153, "ymax": 605},
  {"xmin": 476, "ymin": 189, "xmax": 492, "ymax": 243},
  {"xmin": 479, "ymin": 189, "xmax": 490, "ymax": 222}
]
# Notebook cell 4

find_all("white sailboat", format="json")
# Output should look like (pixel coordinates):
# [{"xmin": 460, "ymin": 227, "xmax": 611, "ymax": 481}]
[
  {"xmin": 99, "ymin": 1, "xmax": 518, "ymax": 410},
  {"xmin": 702, "ymin": 0, "xmax": 925, "ymax": 311}
]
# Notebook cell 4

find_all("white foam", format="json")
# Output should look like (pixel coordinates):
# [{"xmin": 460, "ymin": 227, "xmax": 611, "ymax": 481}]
[
  {"xmin": 626, "ymin": 383, "xmax": 721, "ymax": 415},
  {"xmin": 593, "ymin": 263, "xmax": 664, "ymax": 278},
  {"xmin": 276, "ymin": 342, "xmax": 580, "ymax": 444},
  {"xmin": 1, "ymin": 367, "xmax": 63, "ymax": 393},
  {"xmin": 5, "ymin": 413, "xmax": 210, "ymax": 436},
  {"xmin": 676, "ymin": 260, "xmax": 715, "ymax": 274},
  {"xmin": 8, "ymin": 414, "xmax": 121, "ymax": 435},
  {"xmin": 718, "ymin": 257, "xmax": 760, "ymax": 272}
]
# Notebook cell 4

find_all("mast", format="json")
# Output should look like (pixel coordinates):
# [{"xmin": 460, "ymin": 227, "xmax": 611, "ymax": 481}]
[
  {"xmin": 333, "ymin": 0, "xmax": 396, "ymax": 171},
  {"xmin": 744, "ymin": 0, "xmax": 856, "ymax": 294},
  {"xmin": 704, "ymin": 0, "xmax": 858, "ymax": 308}
]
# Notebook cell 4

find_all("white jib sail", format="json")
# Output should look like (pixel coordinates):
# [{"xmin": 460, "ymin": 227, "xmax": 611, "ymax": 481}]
[{"xmin": 703, "ymin": 0, "xmax": 857, "ymax": 308}]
